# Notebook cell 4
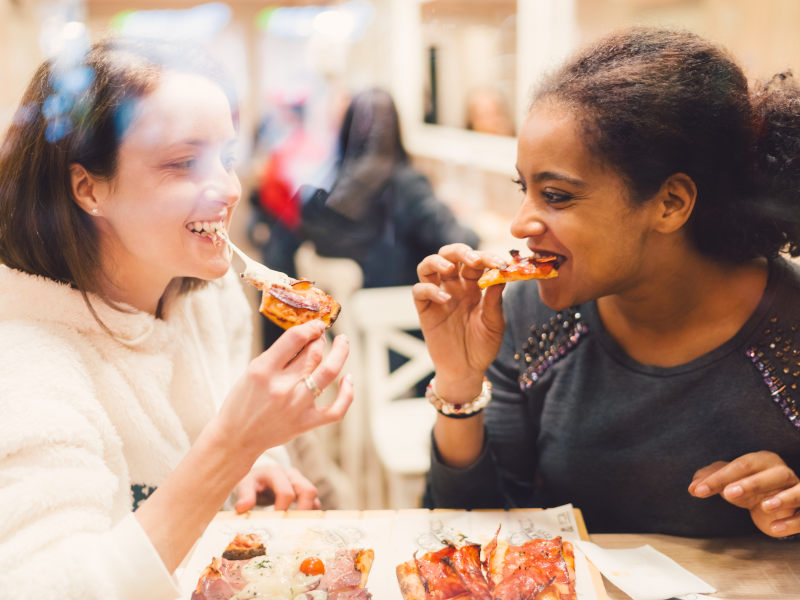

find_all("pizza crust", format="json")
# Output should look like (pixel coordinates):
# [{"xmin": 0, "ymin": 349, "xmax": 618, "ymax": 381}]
[
  {"xmin": 395, "ymin": 561, "xmax": 428, "ymax": 600},
  {"xmin": 477, "ymin": 266, "xmax": 558, "ymax": 289},
  {"xmin": 355, "ymin": 548, "xmax": 375, "ymax": 589},
  {"xmin": 477, "ymin": 251, "xmax": 559, "ymax": 290},
  {"xmin": 485, "ymin": 538, "xmax": 508, "ymax": 587},
  {"xmin": 395, "ymin": 560, "xmax": 474, "ymax": 600}
]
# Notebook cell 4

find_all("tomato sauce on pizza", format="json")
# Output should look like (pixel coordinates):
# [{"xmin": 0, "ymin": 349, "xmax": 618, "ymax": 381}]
[
  {"xmin": 243, "ymin": 275, "xmax": 341, "ymax": 330},
  {"xmin": 396, "ymin": 528, "xmax": 576, "ymax": 600}
]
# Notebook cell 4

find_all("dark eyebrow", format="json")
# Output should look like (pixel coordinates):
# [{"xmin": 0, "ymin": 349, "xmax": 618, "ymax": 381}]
[{"xmin": 516, "ymin": 167, "xmax": 587, "ymax": 188}]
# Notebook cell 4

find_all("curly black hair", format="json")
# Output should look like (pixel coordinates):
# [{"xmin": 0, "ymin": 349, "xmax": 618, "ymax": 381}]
[{"xmin": 532, "ymin": 26, "xmax": 800, "ymax": 261}]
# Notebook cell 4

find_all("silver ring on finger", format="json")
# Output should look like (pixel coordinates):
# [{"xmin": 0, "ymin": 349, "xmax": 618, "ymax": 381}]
[{"xmin": 303, "ymin": 373, "xmax": 322, "ymax": 398}]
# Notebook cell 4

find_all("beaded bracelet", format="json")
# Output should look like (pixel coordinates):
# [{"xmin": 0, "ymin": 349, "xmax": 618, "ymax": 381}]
[{"xmin": 425, "ymin": 377, "xmax": 492, "ymax": 418}]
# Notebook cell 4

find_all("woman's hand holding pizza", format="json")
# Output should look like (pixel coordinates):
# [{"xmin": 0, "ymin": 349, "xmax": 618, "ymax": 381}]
[
  {"xmin": 413, "ymin": 244, "xmax": 507, "ymax": 399},
  {"xmin": 212, "ymin": 320, "xmax": 353, "ymax": 468},
  {"xmin": 136, "ymin": 321, "xmax": 349, "ymax": 573},
  {"xmin": 689, "ymin": 451, "xmax": 800, "ymax": 537}
]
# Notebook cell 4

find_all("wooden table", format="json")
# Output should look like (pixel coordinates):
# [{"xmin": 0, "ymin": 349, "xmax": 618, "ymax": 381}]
[
  {"xmin": 185, "ymin": 510, "xmax": 799, "ymax": 599},
  {"xmin": 590, "ymin": 533, "xmax": 800, "ymax": 599}
]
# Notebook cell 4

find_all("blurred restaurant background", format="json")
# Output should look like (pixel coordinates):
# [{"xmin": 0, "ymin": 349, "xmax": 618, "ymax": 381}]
[{"xmin": 3, "ymin": 0, "xmax": 800, "ymax": 510}]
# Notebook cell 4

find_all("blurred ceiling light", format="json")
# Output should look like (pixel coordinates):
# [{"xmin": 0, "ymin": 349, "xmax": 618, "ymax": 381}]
[
  {"xmin": 61, "ymin": 20, "xmax": 87, "ymax": 42},
  {"xmin": 111, "ymin": 2, "xmax": 232, "ymax": 41},
  {"xmin": 260, "ymin": 6, "xmax": 317, "ymax": 38},
  {"xmin": 258, "ymin": 1, "xmax": 374, "ymax": 41},
  {"xmin": 313, "ymin": 9, "xmax": 356, "ymax": 42},
  {"xmin": 39, "ymin": 19, "xmax": 88, "ymax": 60}
]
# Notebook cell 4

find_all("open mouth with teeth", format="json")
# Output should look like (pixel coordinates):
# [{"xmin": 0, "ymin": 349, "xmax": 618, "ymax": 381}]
[{"xmin": 187, "ymin": 220, "xmax": 226, "ymax": 244}]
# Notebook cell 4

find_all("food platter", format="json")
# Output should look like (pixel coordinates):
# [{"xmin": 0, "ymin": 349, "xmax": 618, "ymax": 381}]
[{"xmin": 177, "ymin": 504, "xmax": 608, "ymax": 600}]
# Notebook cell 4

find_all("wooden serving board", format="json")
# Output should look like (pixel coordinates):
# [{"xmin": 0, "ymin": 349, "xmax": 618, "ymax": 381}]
[{"xmin": 178, "ymin": 506, "xmax": 608, "ymax": 600}]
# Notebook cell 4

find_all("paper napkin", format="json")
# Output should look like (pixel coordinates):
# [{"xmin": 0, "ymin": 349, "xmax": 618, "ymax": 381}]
[{"xmin": 575, "ymin": 541, "xmax": 716, "ymax": 600}]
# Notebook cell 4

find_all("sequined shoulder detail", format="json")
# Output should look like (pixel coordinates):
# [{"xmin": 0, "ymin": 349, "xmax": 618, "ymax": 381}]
[
  {"xmin": 746, "ymin": 315, "xmax": 800, "ymax": 430},
  {"xmin": 516, "ymin": 308, "xmax": 587, "ymax": 390}
]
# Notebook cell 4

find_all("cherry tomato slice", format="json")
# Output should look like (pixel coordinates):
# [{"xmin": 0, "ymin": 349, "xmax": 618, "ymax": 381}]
[{"xmin": 300, "ymin": 556, "xmax": 325, "ymax": 576}]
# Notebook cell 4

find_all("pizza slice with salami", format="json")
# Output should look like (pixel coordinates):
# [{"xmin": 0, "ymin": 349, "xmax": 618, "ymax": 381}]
[
  {"xmin": 477, "ymin": 249, "xmax": 560, "ymax": 289},
  {"xmin": 218, "ymin": 226, "xmax": 341, "ymax": 331},
  {"xmin": 396, "ymin": 543, "xmax": 492, "ymax": 600},
  {"xmin": 191, "ymin": 532, "xmax": 374, "ymax": 600},
  {"xmin": 244, "ymin": 275, "xmax": 341, "ymax": 331},
  {"xmin": 485, "ymin": 532, "xmax": 577, "ymax": 600},
  {"xmin": 395, "ymin": 528, "xmax": 576, "ymax": 600}
]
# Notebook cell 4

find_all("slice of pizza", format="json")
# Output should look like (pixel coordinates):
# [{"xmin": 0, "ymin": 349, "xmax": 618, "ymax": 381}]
[
  {"xmin": 319, "ymin": 548, "xmax": 375, "ymax": 599},
  {"xmin": 220, "ymin": 226, "xmax": 340, "ymax": 330},
  {"xmin": 221, "ymin": 532, "xmax": 267, "ymax": 561},
  {"xmin": 244, "ymin": 275, "xmax": 341, "ymax": 330},
  {"xmin": 191, "ymin": 556, "xmax": 242, "ymax": 600},
  {"xmin": 191, "ymin": 533, "xmax": 374, "ymax": 600},
  {"xmin": 477, "ymin": 249, "xmax": 559, "ymax": 289},
  {"xmin": 484, "ymin": 533, "xmax": 577, "ymax": 600},
  {"xmin": 396, "ymin": 528, "xmax": 577, "ymax": 600},
  {"xmin": 395, "ymin": 543, "xmax": 492, "ymax": 600}
]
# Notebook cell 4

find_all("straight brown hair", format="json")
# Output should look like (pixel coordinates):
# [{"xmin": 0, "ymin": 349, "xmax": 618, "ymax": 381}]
[{"xmin": 0, "ymin": 37, "xmax": 238, "ymax": 316}]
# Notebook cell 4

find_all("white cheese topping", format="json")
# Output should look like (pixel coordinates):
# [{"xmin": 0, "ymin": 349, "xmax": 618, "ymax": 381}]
[{"xmin": 231, "ymin": 553, "xmax": 327, "ymax": 600}]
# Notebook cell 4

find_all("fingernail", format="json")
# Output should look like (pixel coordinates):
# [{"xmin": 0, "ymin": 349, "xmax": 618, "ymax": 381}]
[
  {"xmin": 695, "ymin": 484, "xmax": 710, "ymax": 497},
  {"xmin": 466, "ymin": 251, "xmax": 480, "ymax": 262},
  {"xmin": 763, "ymin": 497, "xmax": 781, "ymax": 510},
  {"xmin": 344, "ymin": 373, "xmax": 353, "ymax": 384},
  {"xmin": 437, "ymin": 256, "xmax": 453, "ymax": 268},
  {"xmin": 725, "ymin": 485, "xmax": 743, "ymax": 499},
  {"xmin": 437, "ymin": 291, "xmax": 451, "ymax": 301},
  {"xmin": 772, "ymin": 521, "xmax": 788, "ymax": 533}
]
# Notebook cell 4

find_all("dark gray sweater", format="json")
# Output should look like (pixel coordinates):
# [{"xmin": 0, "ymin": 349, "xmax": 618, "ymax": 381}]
[{"xmin": 428, "ymin": 258, "xmax": 800, "ymax": 536}]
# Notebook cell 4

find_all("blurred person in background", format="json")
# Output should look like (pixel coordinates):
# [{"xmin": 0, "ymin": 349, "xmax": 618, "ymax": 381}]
[
  {"xmin": 259, "ymin": 87, "xmax": 481, "ymax": 348},
  {"xmin": 413, "ymin": 27, "xmax": 800, "ymax": 538},
  {"xmin": 0, "ymin": 36, "xmax": 352, "ymax": 597},
  {"xmin": 249, "ymin": 95, "xmax": 336, "ymax": 280},
  {"xmin": 465, "ymin": 85, "xmax": 515, "ymax": 136}
]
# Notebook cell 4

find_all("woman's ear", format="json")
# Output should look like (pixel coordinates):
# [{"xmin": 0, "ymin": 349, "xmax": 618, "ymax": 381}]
[
  {"xmin": 652, "ymin": 172, "xmax": 696, "ymax": 234},
  {"xmin": 69, "ymin": 163, "xmax": 104, "ymax": 216}
]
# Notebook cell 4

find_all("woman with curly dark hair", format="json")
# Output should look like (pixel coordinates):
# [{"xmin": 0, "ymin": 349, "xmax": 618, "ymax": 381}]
[{"xmin": 414, "ymin": 27, "xmax": 800, "ymax": 538}]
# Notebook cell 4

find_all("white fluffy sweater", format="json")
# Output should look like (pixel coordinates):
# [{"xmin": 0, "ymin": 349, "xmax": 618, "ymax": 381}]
[{"xmin": 0, "ymin": 265, "xmax": 255, "ymax": 599}]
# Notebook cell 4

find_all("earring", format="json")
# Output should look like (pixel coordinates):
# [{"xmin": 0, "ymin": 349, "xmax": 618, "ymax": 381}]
[{"xmin": 91, "ymin": 208, "xmax": 99, "ymax": 215}]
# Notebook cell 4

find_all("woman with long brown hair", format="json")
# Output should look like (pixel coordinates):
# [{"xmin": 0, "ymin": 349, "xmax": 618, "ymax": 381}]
[{"xmin": 0, "ymin": 37, "xmax": 352, "ymax": 596}]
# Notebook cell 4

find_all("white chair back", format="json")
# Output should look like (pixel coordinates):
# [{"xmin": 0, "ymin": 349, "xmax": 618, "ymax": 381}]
[
  {"xmin": 295, "ymin": 241, "xmax": 363, "ymax": 338},
  {"xmin": 350, "ymin": 286, "xmax": 436, "ymax": 508},
  {"xmin": 293, "ymin": 242, "xmax": 365, "ymax": 506},
  {"xmin": 293, "ymin": 246, "xmax": 437, "ymax": 508}
]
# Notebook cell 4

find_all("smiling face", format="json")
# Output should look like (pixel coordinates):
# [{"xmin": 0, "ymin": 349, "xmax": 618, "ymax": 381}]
[
  {"xmin": 89, "ymin": 71, "xmax": 241, "ymax": 310},
  {"xmin": 511, "ymin": 101, "xmax": 662, "ymax": 310}
]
